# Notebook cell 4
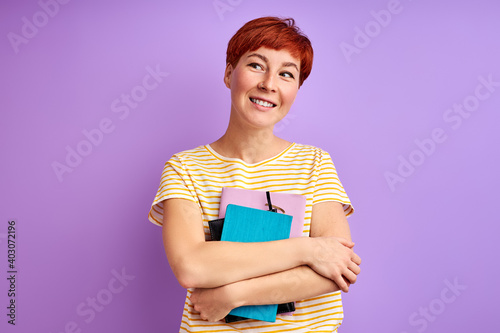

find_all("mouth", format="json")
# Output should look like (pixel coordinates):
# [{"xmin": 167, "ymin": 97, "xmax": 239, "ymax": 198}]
[{"xmin": 249, "ymin": 97, "xmax": 277, "ymax": 108}]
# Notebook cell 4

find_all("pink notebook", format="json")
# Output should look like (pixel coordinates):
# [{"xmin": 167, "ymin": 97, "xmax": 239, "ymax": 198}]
[{"xmin": 218, "ymin": 187, "xmax": 307, "ymax": 239}]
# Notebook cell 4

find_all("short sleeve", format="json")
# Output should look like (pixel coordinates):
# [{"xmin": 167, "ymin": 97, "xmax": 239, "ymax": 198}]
[
  {"xmin": 313, "ymin": 150, "xmax": 354, "ymax": 217},
  {"xmin": 148, "ymin": 155, "xmax": 198, "ymax": 226}
]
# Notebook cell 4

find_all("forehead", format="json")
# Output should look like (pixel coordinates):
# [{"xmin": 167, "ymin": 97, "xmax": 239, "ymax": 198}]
[{"xmin": 239, "ymin": 47, "xmax": 300, "ymax": 69}]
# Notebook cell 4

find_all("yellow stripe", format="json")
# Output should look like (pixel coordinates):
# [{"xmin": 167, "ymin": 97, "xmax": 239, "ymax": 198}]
[
  {"xmin": 177, "ymin": 163, "xmax": 318, "ymax": 174},
  {"xmin": 299, "ymin": 292, "xmax": 341, "ymax": 302},
  {"xmin": 172, "ymin": 169, "xmax": 317, "ymax": 181},
  {"xmin": 148, "ymin": 212, "xmax": 162, "ymax": 225},
  {"xmin": 294, "ymin": 305, "xmax": 343, "ymax": 316},
  {"xmin": 296, "ymin": 299, "xmax": 342, "ymax": 310},
  {"xmin": 181, "ymin": 145, "xmax": 317, "ymax": 162},
  {"xmin": 184, "ymin": 176, "xmax": 318, "ymax": 188},
  {"xmin": 180, "ymin": 161, "xmax": 319, "ymax": 172},
  {"xmin": 205, "ymin": 143, "xmax": 296, "ymax": 167}
]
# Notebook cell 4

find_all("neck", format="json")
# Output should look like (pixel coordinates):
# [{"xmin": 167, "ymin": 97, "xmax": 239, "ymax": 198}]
[{"xmin": 211, "ymin": 118, "xmax": 291, "ymax": 164}]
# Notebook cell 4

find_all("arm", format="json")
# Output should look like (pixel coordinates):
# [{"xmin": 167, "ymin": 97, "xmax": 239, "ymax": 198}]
[
  {"xmin": 190, "ymin": 201, "xmax": 361, "ymax": 322},
  {"xmin": 236, "ymin": 201, "xmax": 361, "ymax": 300},
  {"xmin": 162, "ymin": 198, "xmax": 350, "ymax": 289}
]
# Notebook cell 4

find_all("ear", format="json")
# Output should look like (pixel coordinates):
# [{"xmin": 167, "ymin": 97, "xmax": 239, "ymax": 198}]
[{"xmin": 224, "ymin": 63, "xmax": 233, "ymax": 89}]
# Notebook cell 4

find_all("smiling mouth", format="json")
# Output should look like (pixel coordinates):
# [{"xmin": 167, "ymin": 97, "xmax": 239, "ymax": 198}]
[{"xmin": 250, "ymin": 97, "xmax": 276, "ymax": 108}]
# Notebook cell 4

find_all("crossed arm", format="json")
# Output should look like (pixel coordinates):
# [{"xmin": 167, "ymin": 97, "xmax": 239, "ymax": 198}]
[{"xmin": 162, "ymin": 198, "xmax": 361, "ymax": 322}]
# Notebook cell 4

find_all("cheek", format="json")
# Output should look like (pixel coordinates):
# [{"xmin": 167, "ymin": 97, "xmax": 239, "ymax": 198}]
[
  {"xmin": 230, "ymin": 71, "xmax": 251, "ymax": 96},
  {"xmin": 283, "ymin": 88, "xmax": 299, "ymax": 105}
]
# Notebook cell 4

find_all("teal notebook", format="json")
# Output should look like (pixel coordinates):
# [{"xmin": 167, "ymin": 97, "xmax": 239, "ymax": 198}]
[{"xmin": 221, "ymin": 204, "xmax": 293, "ymax": 322}]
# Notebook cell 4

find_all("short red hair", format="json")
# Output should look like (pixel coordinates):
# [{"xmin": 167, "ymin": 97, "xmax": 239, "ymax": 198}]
[{"xmin": 226, "ymin": 16, "xmax": 313, "ymax": 87}]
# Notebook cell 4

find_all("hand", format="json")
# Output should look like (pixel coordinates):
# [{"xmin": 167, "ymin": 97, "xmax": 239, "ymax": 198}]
[
  {"xmin": 190, "ymin": 285, "xmax": 235, "ymax": 322},
  {"xmin": 307, "ymin": 237, "xmax": 361, "ymax": 293}
]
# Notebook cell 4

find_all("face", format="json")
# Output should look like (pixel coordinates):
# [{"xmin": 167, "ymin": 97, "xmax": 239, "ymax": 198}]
[{"xmin": 224, "ymin": 47, "xmax": 300, "ymax": 131}]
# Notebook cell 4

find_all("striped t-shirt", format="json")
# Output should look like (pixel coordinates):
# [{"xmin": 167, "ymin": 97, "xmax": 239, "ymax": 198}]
[{"xmin": 148, "ymin": 143, "xmax": 353, "ymax": 333}]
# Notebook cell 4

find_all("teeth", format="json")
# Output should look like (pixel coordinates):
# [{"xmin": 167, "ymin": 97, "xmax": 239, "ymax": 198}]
[{"xmin": 251, "ymin": 98, "xmax": 275, "ymax": 107}]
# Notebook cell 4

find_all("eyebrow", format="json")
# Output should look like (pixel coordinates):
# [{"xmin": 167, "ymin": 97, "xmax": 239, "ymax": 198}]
[{"xmin": 247, "ymin": 53, "xmax": 299, "ymax": 72}]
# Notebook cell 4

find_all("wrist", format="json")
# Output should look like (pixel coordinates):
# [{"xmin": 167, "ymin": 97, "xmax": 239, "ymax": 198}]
[
  {"xmin": 222, "ymin": 281, "xmax": 247, "ymax": 309},
  {"xmin": 298, "ymin": 236, "xmax": 315, "ymax": 266}
]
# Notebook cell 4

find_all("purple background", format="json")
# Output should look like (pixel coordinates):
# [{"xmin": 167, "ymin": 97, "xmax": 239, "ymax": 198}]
[{"xmin": 1, "ymin": 0, "xmax": 499, "ymax": 332}]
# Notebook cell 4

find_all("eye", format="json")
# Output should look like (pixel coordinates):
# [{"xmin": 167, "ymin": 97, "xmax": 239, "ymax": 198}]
[
  {"xmin": 281, "ymin": 71, "xmax": 295, "ymax": 79},
  {"xmin": 248, "ymin": 63, "xmax": 263, "ymax": 70}
]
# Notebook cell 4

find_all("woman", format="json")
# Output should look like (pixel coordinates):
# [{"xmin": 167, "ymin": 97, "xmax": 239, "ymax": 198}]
[{"xmin": 148, "ymin": 16, "xmax": 361, "ymax": 332}]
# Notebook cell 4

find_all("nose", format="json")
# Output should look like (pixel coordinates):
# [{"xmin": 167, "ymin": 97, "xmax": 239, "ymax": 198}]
[{"xmin": 259, "ymin": 74, "xmax": 276, "ymax": 92}]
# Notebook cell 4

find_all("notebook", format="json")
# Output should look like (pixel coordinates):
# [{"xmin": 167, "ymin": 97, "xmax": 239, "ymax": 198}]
[
  {"xmin": 221, "ymin": 204, "xmax": 293, "ymax": 322},
  {"xmin": 211, "ymin": 188, "xmax": 307, "ymax": 322},
  {"xmin": 219, "ymin": 187, "xmax": 307, "ymax": 238}
]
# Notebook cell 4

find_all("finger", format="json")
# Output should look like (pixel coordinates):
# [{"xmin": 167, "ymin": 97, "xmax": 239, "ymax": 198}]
[
  {"xmin": 190, "ymin": 289, "xmax": 199, "ymax": 300},
  {"xmin": 335, "ymin": 275, "xmax": 350, "ymax": 293},
  {"xmin": 336, "ymin": 237, "xmax": 355, "ymax": 248},
  {"xmin": 348, "ymin": 261, "xmax": 361, "ymax": 275},
  {"xmin": 343, "ymin": 276, "xmax": 351, "ymax": 287},
  {"xmin": 351, "ymin": 252, "xmax": 362, "ymax": 265},
  {"xmin": 343, "ymin": 269, "xmax": 357, "ymax": 284}
]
